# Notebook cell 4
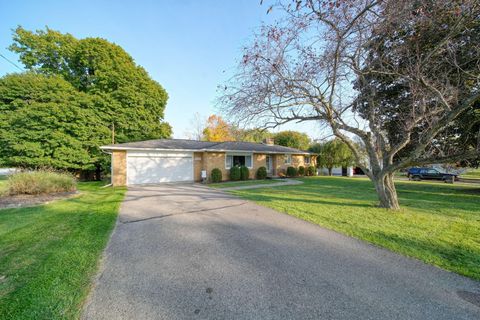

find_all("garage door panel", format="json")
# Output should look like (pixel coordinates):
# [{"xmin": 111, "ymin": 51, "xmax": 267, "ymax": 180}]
[{"xmin": 127, "ymin": 152, "xmax": 193, "ymax": 185}]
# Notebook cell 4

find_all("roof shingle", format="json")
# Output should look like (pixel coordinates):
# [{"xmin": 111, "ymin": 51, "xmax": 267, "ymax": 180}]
[{"xmin": 101, "ymin": 139, "xmax": 310, "ymax": 154}]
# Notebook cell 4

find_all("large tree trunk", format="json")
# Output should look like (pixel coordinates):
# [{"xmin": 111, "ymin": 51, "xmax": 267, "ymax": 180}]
[
  {"xmin": 373, "ymin": 173, "xmax": 400, "ymax": 210},
  {"xmin": 328, "ymin": 167, "xmax": 333, "ymax": 176}
]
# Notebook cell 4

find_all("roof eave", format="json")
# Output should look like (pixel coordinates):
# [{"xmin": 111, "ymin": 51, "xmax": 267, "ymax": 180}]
[
  {"xmin": 100, "ymin": 145, "xmax": 312, "ymax": 155},
  {"xmin": 99, "ymin": 146, "xmax": 200, "ymax": 152}
]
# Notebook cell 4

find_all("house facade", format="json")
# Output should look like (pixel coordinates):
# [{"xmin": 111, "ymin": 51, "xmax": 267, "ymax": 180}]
[{"xmin": 101, "ymin": 139, "xmax": 315, "ymax": 186}]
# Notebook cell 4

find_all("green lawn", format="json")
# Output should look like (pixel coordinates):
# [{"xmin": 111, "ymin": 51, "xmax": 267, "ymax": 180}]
[
  {"xmin": 229, "ymin": 176, "xmax": 480, "ymax": 280},
  {"xmin": 0, "ymin": 182, "xmax": 126, "ymax": 319},
  {"xmin": 461, "ymin": 168, "xmax": 480, "ymax": 179},
  {"xmin": 208, "ymin": 179, "xmax": 287, "ymax": 188}
]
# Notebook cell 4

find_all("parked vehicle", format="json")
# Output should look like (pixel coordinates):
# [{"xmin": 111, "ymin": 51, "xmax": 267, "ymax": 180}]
[{"xmin": 407, "ymin": 167, "xmax": 458, "ymax": 182}]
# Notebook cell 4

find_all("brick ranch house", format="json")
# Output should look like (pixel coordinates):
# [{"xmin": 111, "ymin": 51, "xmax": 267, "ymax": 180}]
[{"xmin": 100, "ymin": 139, "xmax": 316, "ymax": 186}]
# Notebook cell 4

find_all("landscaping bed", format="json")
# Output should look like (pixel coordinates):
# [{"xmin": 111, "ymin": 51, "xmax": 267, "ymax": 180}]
[
  {"xmin": 0, "ymin": 170, "xmax": 78, "ymax": 209},
  {"xmin": 0, "ymin": 191, "xmax": 78, "ymax": 209},
  {"xmin": 228, "ymin": 176, "xmax": 480, "ymax": 280}
]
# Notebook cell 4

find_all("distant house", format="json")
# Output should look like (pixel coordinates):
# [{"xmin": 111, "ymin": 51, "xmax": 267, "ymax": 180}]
[
  {"xmin": 319, "ymin": 167, "xmax": 354, "ymax": 177},
  {"xmin": 101, "ymin": 139, "xmax": 316, "ymax": 186}
]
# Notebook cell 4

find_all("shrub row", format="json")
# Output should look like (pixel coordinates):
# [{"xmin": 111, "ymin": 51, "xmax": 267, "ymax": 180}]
[
  {"xmin": 210, "ymin": 164, "xmax": 316, "ymax": 183},
  {"xmin": 230, "ymin": 166, "xmax": 250, "ymax": 181},
  {"xmin": 286, "ymin": 165, "xmax": 316, "ymax": 177}
]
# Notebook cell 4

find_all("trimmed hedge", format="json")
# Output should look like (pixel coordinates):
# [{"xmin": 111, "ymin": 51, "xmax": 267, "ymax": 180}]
[
  {"xmin": 211, "ymin": 168, "xmax": 222, "ymax": 183},
  {"xmin": 256, "ymin": 166, "xmax": 267, "ymax": 179},
  {"xmin": 230, "ymin": 166, "xmax": 241, "ymax": 181},
  {"xmin": 286, "ymin": 166, "xmax": 297, "ymax": 177},
  {"xmin": 240, "ymin": 166, "xmax": 249, "ymax": 181},
  {"xmin": 298, "ymin": 166, "xmax": 305, "ymax": 176},
  {"xmin": 307, "ymin": 165, "xmax": 316, "ymax": 176}
]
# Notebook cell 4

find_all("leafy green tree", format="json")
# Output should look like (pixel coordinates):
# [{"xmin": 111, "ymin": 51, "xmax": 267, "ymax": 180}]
[
  {"xmin": 1, "ymin": 27, "xmax": 172, "ymax": 177},
  {"xmin": 0, "ymin": 73, "xmax": 110, "ymax": 171},
  {"xmin": 310, "ymin": 139, "xmax": 355, "ymax": 176},
  {"xmin": 231, "ymin": 127, "xmax": 273, "ymax": 143},
  {"xmin": 274, "ymin": 131, "xmax": 310, "ymax": 150},
  {"xmin": 9, "ymin": 27, "xmax": 171, "ymax": 143}
]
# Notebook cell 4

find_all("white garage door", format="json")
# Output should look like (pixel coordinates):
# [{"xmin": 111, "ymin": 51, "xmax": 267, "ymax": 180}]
[{"xmin": 126, "ymin": 151, "xmax": 193, "ymax": 185}]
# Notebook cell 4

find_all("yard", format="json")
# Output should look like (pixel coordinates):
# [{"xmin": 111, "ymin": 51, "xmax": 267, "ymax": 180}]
[
  {"xmin": 229, "ymin": 176, "xmax": 480, "ymax": 280},
  {"xmin": 208, "ymin": 179, "xmax": 287, "ymax": 188},
  {"xmin": 0, "ymin": 182, "xmax": 125, "ymax": 319},
  {"xmin": 461, "ymin": 168, "xmax": 480, "ymax": 180}
]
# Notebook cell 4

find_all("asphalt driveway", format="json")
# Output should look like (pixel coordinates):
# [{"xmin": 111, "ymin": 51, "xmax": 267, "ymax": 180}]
[{"xmin": 83, "ymin": 184, "xmax": 480, "ymax": 319}]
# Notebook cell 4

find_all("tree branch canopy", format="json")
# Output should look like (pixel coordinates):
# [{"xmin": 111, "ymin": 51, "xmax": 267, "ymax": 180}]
[{"xmin": 220, "ymin": 0, "xmax": 480, "ymax": 209}]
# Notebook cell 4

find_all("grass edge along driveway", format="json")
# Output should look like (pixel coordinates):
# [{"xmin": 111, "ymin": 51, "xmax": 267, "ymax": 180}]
[
  {"xmin": 0, "ymin": 182, "xmax": 125, "ymax": 319},
  {"xmin": 229, "ymin": 176, "xmax": 480, "ymax": 280}
]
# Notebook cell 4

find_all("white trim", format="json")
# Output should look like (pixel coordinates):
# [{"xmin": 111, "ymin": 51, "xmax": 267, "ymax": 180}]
[
  {"xmin": 225, "ymin": 152, "xmax": 253, "ymax": 169},
  {"xmin": 266, "ymin": 155, "xmax": 273, "ymax": 173},
  {"xmin": 284, "ymin": 154, "xmax": 292, "ymax": 164}
]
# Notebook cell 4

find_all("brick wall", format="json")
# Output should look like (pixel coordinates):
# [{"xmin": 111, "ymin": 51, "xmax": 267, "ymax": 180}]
[
  {"xmin": 112, "ymin": 150, "xmax": 316, "ymax": 185},
  {"xmin": 252, "ymin": 153, "xmax": 266, "ymax": 179},
  {"xmin": 202, "ymin": 152, "xmax": 269, "ymax": 181},
  {"xmin": 273, "ymin": 154, "xmax": 314, "ymax": 175},
  {"xmin": 204, "ymin": 152, "xmax": 228, "ymax": 181},
  {"xmin": 193, "ymin": 152, "xmax": 205, "ymax": 182},
  {"xmin": 112, "ymin": 150, "xmax": 127, "ymax": 186}
]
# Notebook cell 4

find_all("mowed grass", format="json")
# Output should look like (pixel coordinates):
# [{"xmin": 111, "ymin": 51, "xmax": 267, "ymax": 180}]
[
  {"xmin": 461, "ymin": 168, "xmax": 480, "ymax": 179},
  {"xmin": 0, "ymin": 182, "xmax": 126, "ymax": 319},
  {"xmin": 209, "ymin": 179, "xmax": 286, "ymax": 188},
  {"xmin": 229, "ymin": 176, "xmax": 480, "ymax": 280}
]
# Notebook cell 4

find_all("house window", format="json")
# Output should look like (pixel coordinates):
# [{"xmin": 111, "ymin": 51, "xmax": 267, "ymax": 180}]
[
  {"xmin": 226, "ymin": 154, "xmax": 253, "ymax": 169},
  {"xmin": 284, "ymin": 154, "xmax": 292, "ymax": 164},
  {"xmin": 305, "ymin": 156, "xmax": 311, "ymax": 165}
]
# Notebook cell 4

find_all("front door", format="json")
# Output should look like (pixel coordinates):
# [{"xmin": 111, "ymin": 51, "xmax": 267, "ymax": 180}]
[{"xmin": 266, "ymin": 155, "xmax": 272, "ymax": 174}]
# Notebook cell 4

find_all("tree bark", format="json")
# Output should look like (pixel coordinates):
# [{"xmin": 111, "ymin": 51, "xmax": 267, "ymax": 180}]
[
  {"xmin": 328, "ymin": 167, "xmax": 333, "ymax": 176},
  {"xmin": 373, "ymin": 173, "xmax": 400, "ymax": 210}
]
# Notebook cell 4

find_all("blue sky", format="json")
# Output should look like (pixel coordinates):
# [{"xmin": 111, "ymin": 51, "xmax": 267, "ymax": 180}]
[{"xmin": 0, "ymin": 0, "xmax": 320, "ymax": 139}]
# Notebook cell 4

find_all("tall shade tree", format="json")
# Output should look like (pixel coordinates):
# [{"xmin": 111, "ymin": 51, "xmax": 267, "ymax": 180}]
[
  {"xmin": 274, "ymin": 130, "xmax": 311, "ymax": 150},
  {"xmin": 0, "ymin": 73, "xmax": 110, "ymax": 171},
  {"xmin": 9, "ymin": 27, "xmax": 171, "ymax": 143},
  {"xmin": 310, "ymin": 139, "xmax": 355, "ymax": 176},
  {"xmin": 202, "ymin": 115, "xmax": 234, "ymax": 142},
  {"xmin": 220, "ymin": 0, "xmax": 480, "ymax": 209}
]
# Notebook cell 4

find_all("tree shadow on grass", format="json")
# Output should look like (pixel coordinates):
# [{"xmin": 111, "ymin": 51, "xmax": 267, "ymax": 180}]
[
  {"xmin": 249, "ymin": 177, "xmax": 480, "ymax": 215},
  {"xmin": 233, "ymin": 191, "xmax": 376, "ymax": 209}
]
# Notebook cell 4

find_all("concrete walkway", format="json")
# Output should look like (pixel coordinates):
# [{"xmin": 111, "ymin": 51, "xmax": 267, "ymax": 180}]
[{"xmin": 83, "ymin": 184, "xmax": 480, "ymax": 320}]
